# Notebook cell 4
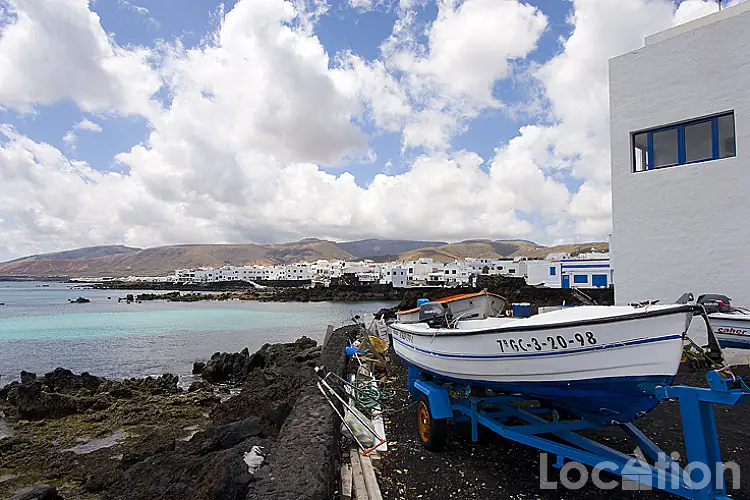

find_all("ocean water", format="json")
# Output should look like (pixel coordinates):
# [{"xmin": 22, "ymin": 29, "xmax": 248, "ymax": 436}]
[{"xmin": 0, "ymin": 281, "xmax": 397, "ymax": 386}]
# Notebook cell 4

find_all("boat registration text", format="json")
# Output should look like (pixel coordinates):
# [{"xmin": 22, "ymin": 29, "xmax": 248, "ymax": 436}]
[{"xmin": 496, "ymin": 331, "xmax": 598, "ymax": 353}]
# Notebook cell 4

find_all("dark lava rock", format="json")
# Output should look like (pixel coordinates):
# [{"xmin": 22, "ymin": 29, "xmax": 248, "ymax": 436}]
[
  {"xmin": 41, "ymin": 368, "xmax": 102, "ymax": 394},
  {"xmin": 187, "ymin": 380, "xmax": 212, "ymax": 393},
  {"xmin": 192, "ymin": 361, "xmax": 205, "ymax": 375},
  {"xmin": 9, "ymin": 485, "xmax": 63, "ymax": 500},
  {"xmin": 4, "ymin": 369, "xmax": 181, "ymax": 420},
  {"xmin": 14, "ymin": 381, "xmax": 111, "ymax": 419},
  {"xmin": 201, "ymin": 337, "xmax": 319, "ymax": 384},
  {"xmin": 19, "ymin": 371, "xmax": 37, "ymax": 384},
  {"xmin": 102, "ymin": 419, "xmax": 273, "ymax": 500},
  {"xmin": 245, "ymin": 327, "xmax": 350, "ymax": 499},
  {"xmin": 121, "ymin": 432, "xmax": 177, "ymax": 468}
]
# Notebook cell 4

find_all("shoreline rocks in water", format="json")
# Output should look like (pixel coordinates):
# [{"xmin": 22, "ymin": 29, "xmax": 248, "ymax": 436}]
[{"xmin": 0, "ymin": 327, "xmax": 352, "ymax": 500}]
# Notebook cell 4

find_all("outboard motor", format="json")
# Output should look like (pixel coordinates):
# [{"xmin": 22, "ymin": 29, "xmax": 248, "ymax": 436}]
[
  {"xmin": 418, "ymin": 302, "xmax": 453, "ymax": 328},
  {"xmin": 697, "ymin": 294, "xmax": 733, "ymax": 314}
]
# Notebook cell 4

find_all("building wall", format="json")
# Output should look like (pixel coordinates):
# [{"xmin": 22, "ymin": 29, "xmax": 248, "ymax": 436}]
[
  {"xmin": 527, "ymin": 261, "xmax": 561, "ymax": 287},
  {"xmin": 609, "ymin": 5, "xmax": 750, "ymax": 305}
]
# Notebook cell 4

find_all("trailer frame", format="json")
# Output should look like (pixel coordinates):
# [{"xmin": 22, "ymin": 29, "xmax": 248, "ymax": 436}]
[{"xmin": 408, "ymin": 366, "xmax": 750, "ymax": 500}]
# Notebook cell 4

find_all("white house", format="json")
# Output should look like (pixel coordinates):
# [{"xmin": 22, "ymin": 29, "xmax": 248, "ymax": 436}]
[
  {"xmin": 442, "ymin": 261, "xmax": 472, "ymax": 285},
  {"xmin": 283, "ymin": 263, "xmax": 312, "ymax": 281},
  {"xmin": 609, "ymin": 4, "xmax": 748, "ymax": 304},
  {"xmin": 527, "ymin": 257, "xmax": 612, "ymax": 289},
  {"xmin": 381, "ymin": 266, "xmax": 408, "ymax": 288}
]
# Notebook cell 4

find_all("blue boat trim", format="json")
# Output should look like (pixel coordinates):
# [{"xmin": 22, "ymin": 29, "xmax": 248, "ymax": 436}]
[
  {"xmin": 390, "ymin": 304, "xmax": 696, "ymax": 337},
  {"xmin": 717, "ymin": 338, "xmax": 750, "ymax": 349},
  {"xmin": 393, "ymin": 333, "xmax": 682, "ymax": 359}
]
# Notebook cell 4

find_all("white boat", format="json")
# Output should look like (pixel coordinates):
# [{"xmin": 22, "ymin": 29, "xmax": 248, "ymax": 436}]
[
  {"xmin": 710, "ymin": 312, "xmax": 750, "ymax": 348},
  {"xmin": 395, "ymin": 291, "xmax": 508, "ymax": 324},
  {"xmin": 697, "ymin": 294, "xmax": 750, "ymax": 349},
  {"xmin": 390, "ymin": 303, "xmax": 696, "ymax": 424}
]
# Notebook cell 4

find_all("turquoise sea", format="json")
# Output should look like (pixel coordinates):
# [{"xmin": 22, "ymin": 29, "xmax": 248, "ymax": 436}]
[{"xmin": 0, "ymin": 281, "xmax": 397, "ymax": 386}]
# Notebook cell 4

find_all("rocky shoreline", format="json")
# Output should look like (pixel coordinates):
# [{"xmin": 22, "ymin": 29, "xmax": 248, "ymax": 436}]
[
  {"xmin": 88, "ymin": 276, "xmax": 614, "ymax": 307},
  {"xmin": 0, "ymin": 327, "xmax": 354, "ymax": 500}
]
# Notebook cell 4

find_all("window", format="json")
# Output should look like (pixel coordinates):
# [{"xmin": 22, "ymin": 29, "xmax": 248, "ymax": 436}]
[
  {"xmin": 452, "ymin": 270, "xmax": 457, "ymax": 274},
  {"xmin": 549, "ymin": 267, "xmax": 556, "ymax": 276},
  {"xmin": 632, "ymin": 111, "xmax": 736, "ymax": 171},
  {"xmin": 718, "ymin": 113, "xmax": 736, "ymax": 158},
  {"xmin": 652, "ymin": 128, "xmax": 678, "ymax": 167},
  {"xmin": 573, "ymin": 275, "xmax": 588, "ymax": 284}
]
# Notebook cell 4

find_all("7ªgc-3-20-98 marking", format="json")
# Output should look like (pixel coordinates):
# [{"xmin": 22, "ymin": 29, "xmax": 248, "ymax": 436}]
[{"xmin": 496, "ymin": 331, "xmax": 597, "ymax": 353}]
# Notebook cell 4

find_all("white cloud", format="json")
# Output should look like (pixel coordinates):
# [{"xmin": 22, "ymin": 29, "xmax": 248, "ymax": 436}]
[
  {"xmin": 370, "ymin": 0, "xmax": 548, "ymax": 151},
  {"xmin": 0, "ymin": 0, "xmax": 161, "ymax": 117},
  {"xmin": 62, "ymin": 119, "xmax": 103, "ymax": 150},
  {"xmin": 117, "ymin": 0, "xmax": 149, "ymax": 16}
]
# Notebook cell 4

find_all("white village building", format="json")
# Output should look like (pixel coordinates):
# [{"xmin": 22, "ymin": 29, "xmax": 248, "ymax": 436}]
[
  {"xmin": 527, "ymin": 255, "xmax": 612, "ymax": 289},
  {"xmin": 609, "ymin": 4, "xmax": 748, "ymax": 305}
]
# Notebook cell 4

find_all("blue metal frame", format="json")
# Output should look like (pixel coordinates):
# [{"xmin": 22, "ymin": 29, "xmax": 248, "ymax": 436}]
[
  {"xmin": 409, "ymin": 366, "xmax": 749, "ymax": 500},
  {"xmin": 634, "ymin": 111, "xmax": 735, "ymax": 172}
]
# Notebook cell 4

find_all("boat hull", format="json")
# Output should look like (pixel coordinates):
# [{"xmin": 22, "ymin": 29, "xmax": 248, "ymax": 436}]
[
  {"xmin": 710, "ymin": 313, "xmax": 750, "ymax": 349},
  {"xmin": 390, "ymin": 305, "xmax": 693, "ymax": 423}
]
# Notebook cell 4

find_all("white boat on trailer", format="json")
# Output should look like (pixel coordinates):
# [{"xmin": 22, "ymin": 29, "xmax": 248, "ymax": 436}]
[
  {"xmin": 390, "ymin": 302, "xmax": 700, "ymax": 424},
  {"xmin": 696, "ymin": 294, "xmax": 750, "ymax": 349},
  {"xmin": 395, "ymin": 291, "xmax": 507, "ymax": 324}
]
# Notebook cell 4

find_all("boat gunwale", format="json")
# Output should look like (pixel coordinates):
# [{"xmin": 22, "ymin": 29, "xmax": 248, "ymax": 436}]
[{"xmin": 390, "ymin": 304, "xmax": 697, "ymax": 337}]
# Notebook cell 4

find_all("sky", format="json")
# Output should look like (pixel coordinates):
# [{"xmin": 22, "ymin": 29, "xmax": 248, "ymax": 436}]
[{"xmin": 0, "ymin": 0, "xmax": 737, "ymax": 261}]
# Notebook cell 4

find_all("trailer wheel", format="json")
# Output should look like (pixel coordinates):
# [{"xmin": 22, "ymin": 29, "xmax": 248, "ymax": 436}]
[{"xmin": 417, "ymin": 394, "xmax": 447, "ymax": 451}]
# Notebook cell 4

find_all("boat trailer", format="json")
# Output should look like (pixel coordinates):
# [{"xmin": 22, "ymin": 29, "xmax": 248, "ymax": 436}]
[{"xmin": 408, "ymin": 366, "xmax": 750, "ymax": 500}]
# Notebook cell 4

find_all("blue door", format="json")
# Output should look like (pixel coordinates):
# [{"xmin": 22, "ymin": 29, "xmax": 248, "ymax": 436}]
[
  {"xmin": 561, "ymin": 275, "xmax": 570, "ymax": 289},
  {"xmin": 592, "ymin": 274, "xmax": 608, "ymax": 287}
]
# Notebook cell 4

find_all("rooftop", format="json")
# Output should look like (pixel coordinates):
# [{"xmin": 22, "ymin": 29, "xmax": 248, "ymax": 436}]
[{"xmin": 645, "ymin": 1, "xmax": 750, "ymax": 46}]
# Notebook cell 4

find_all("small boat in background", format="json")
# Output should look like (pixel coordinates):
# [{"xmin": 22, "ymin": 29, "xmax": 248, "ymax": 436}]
[
  {"xmin": 390, "ymin": 302, "xmax": 697, "ymax": 424},
  {"xmin": 395, "ymin": 291, "xmax": 508, "ymax": 324},
  {"xmin": 698, "ymin": 294, "xmax": 750, "ymax": 349}
]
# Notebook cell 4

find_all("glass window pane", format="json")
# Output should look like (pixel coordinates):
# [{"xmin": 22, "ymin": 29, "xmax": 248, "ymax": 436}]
[
  {"xmin": 652, "ymin": 128, "xmax": 679, "ymax": 167},
  {"xmin": 633, "ymin": 132, "xmax": 648, "ymax": 171},
  {"xmin": 718, "ymin": 113, "xmax": 736, "ymax": 158},
  {"xmin": 685, "ymin": 120, "xmax": 713, "ymax": 162}
]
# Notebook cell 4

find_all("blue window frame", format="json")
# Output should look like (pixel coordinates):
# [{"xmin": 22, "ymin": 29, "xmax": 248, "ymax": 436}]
[
  {"xmin": 573, "ymin": 275, "xmax": 588, "ymax": 284},
  {"xmin": 632, "ymin": 111, "xmax": 735, "ymax": 172},
  {"xmin": 591, "ymin": 274, "xmax": 608, "ymax": 287},
  {"xmin": 549, "ymin": 266, "xmax": 556, "ymax": 276}
]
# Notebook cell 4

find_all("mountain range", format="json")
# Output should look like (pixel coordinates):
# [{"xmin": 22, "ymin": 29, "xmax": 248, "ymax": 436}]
[{"xmin": 0, "ymin": 239, "xmax": 608, "ymax": 278}]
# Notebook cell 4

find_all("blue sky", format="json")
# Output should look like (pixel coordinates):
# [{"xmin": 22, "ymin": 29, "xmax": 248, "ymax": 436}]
[
  {"xmin": 0, "ymin": 0, "xmax": 729, "ymax": 259},
  {"xmin": 1, "ymin": 0, "xmax": 575, "ymax": 182}
]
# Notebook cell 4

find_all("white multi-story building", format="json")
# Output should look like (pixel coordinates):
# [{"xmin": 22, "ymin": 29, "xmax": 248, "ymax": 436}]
[
  {"xmin": 609, "ymin": 4, "xmax": 747, "ymax": 304},
  {"xmin": 283, "ymin": 263, "xmax": 312, "ymax": 281},
  {"xmin": 442, "ymin": 261, "xmax": 472, "ymax": 285},
  {"xmin": 381, "ymin": 266, "xmax": 408, "ymax": 288},
  {"xmin": 403, "ymin": 258, "xmax": 442, "ymax": 283}
]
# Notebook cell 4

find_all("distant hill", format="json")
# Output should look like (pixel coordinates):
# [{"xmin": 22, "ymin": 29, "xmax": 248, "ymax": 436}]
[
  {"xmin": 0, "ymin": 241, "xmax": 355, "ymax": 278},
  {"xmin": 398, "ymin": 240, "xmax": 609, "ymax": 262},
  {"xmin": 337, "ymin": 239, "xmax": 448, "ymax": 259},
  {"xmin": 1, "ymin": 245, "xmax": 140, "ymax": 263},
  {"xmin": 0, "ymin": 239, "xmax": 608, "ymax": 278}
]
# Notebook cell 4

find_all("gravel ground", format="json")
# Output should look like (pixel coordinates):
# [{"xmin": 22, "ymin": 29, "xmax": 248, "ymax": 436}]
[{"xmin": 376, "ymin": 361, "xmax": 750, "ymax": 500}]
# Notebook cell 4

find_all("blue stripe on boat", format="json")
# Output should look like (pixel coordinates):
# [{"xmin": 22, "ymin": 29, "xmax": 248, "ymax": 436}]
[{"xmin": 392, "ymin": 333, "xmax": 682, "ymax": 359}]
